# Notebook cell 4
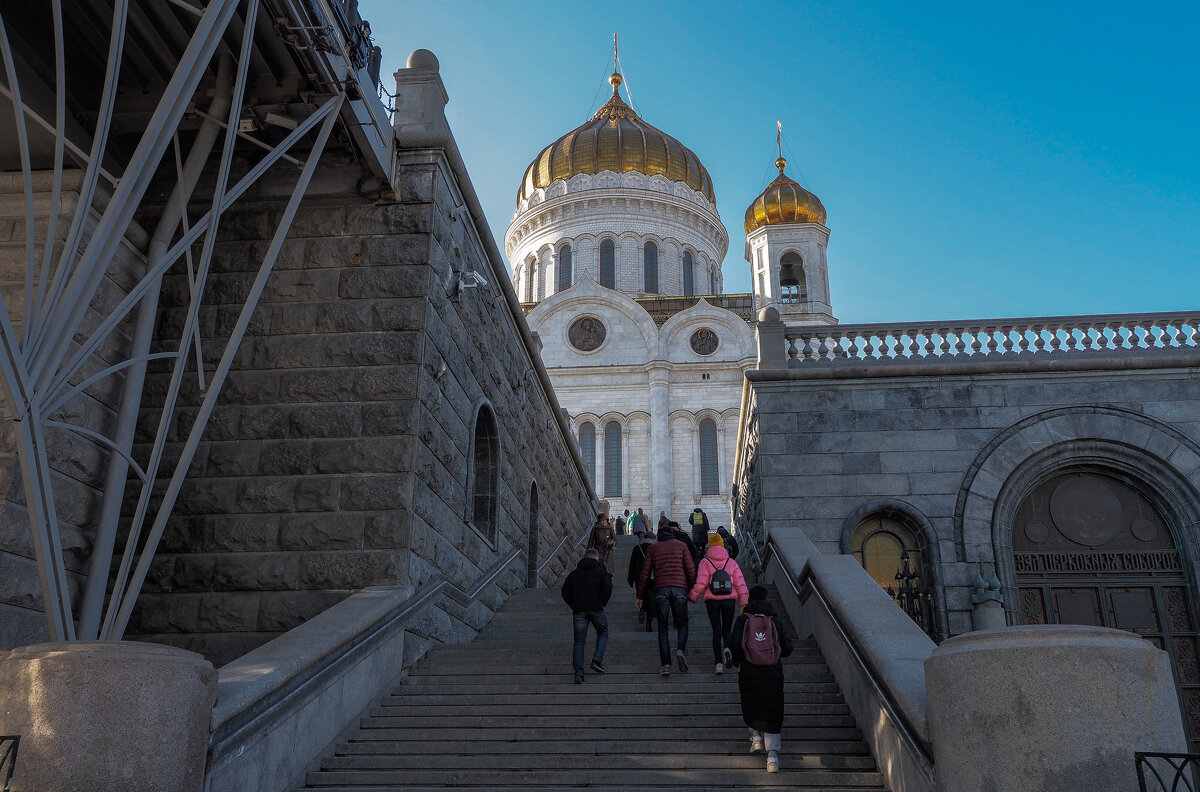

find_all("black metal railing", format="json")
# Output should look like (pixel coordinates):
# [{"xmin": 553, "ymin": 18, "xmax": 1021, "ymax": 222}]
[
  {"xmin": 1137, "ymin": 752, "xmax": 1200, "ymax": 791},
  {"xmin": 0, "ymin": 736, "xmax": 18, "ymax": 792}
]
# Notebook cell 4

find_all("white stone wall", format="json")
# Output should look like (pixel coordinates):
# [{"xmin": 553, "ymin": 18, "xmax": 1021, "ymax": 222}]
[{"xmin": 528, "ymin": 281, "xmax": 754, "ymax": 525}]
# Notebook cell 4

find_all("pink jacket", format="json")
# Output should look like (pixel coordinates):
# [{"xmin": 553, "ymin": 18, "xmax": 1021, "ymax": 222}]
[{"xmin": 688, "ymin": 545, "xmax": 749, "ymax": 606}]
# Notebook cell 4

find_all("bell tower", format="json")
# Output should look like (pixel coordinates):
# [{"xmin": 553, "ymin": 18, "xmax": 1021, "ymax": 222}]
[{"xmin": 744, "ymin": 126, "xmax": 836, "ymax": 326}]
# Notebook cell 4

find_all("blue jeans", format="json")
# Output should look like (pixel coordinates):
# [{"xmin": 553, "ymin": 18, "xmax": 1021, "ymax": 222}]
[
  {"xmin": 706, "ymin": 599, "xmax": 736, "ymax": 663},
  {"xmin": 572, "ymin": 611, "xmax": 608, "ymax": 676},
  {"xmin": 654, "ymin": 587, "xmax": 689, "ymax": 665}
]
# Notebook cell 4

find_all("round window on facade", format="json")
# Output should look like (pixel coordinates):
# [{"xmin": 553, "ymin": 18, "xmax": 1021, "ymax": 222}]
[
  {"xmin": 568, "ymin": 315, "xmax": 607, "ymax": 352},
  {"xmin": 690, "ymin": 327, "xmax": 719, "ymax": 356}
]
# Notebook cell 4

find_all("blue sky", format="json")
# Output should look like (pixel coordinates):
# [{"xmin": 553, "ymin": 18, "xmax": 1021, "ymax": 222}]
[{"xmin": 359, "ymin": 1, "xmax": 1199, "ymax": 323}]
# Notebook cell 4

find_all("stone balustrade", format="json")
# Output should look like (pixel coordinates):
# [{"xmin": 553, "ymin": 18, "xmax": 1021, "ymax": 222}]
[{"xmin": 765, "ymin": 311, "xmax": 1200, "ymax": 365}]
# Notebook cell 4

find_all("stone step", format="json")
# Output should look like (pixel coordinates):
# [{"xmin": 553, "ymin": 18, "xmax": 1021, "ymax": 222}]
[
  {"xmin": 349, "ymin": 726, "xmax": 867, "ymax": 742},
  {"xmin": 368, "ymin": 702, "xmax": 853, "ymax": 717},
  {"xmin": 319, "ymin": 752, "xmax": 878, "ymax": 771},
  {"xmin": 332, "ymin": 739, "xmax": 873, "ymax": 756},
  {"xmin": 303, "ymin": 768, "xmax": 886, "ymax": 788},
  {"xmin": 390, "ymin": 677, "xmax": 838, "ymax": 693},
  {"xmin": 378, "ymin": 688, "xmax": 847, "ymax": 705},
  {"xmin": 298, "ymin": 787, "xmax": 878, "ymax": 792},
  {"xmin": 359, "ymin": 713, "xmax": 860, "ymax": 730}
]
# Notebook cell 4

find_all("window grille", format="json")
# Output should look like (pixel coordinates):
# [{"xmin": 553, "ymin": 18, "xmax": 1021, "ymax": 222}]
[
  {"xmin": 682, "ymin": 251, "xmax": 694, "ymax": 297},
  {"xmin": 700, "ymin": 419, "xmax": 719, "ymax": 495},
  {"xmin": 603, "ymin": 420, "xmax": 622, "ymax": 497},
  {"xmin": 558, "ymin": 245, "xmax": 572, "ymax": 292},
  {"xmin": 600, "ymin": 239, "xmax": 615, "ymax": 289},
  {"xmin": 644, "ymin": 241, "xmax": 658, "ymax": 293}
]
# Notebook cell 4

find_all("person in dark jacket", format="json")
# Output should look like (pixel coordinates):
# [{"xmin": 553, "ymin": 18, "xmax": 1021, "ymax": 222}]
[
  {"xmin": 627, "ymin": 529, "xmax": 657, "ymax": 631},
  {"xmin": 730, "ymin": 585, "xmax": 794, "ymax": 773},
  {"xmin": 636, "ymin": 524, "xmax": 696, "ymax": 675},
  {"xmin": 717, "ymin": 525, "xmax": 739, "ymax": 560},
  {"xmin": 670, "ymin": 522, "xmax": 699, "ymax": 564},
  {"xmin": 587, "ymin": 513, "xmax": 617, "ymax": 574},
  {"xmin": 561, "ymin": 548, "xmax": 613, "ymax": 684},
  {"xmin": 689, "ymin": 508, "xmax": 710, "ymax": 561}
]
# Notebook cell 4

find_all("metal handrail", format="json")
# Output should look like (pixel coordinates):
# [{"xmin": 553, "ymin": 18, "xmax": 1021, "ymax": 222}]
[
  {"xmin": 1137, "ymin": 751, "xmax": 1200, "ymax": 791},
  {"xmin": 0, "ymin": 736, "xmax": 18, "ymax": 792},
  {"xmin": 538, "ymin": 525, "xmax": 592, "ymax": 573}
]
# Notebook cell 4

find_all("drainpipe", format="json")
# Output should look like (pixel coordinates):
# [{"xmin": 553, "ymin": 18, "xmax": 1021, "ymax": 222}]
[{"xmin": 77, "ymin": 53, "xmax": 235, "ymax": 640}]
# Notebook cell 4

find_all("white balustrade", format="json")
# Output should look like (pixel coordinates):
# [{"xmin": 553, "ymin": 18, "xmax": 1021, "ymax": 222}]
[{"xmin": 770, "ymin": 312, "xmax": 1200, "ymax": 365}]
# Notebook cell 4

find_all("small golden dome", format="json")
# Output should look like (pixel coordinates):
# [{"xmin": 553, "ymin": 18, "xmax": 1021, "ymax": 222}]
[
  {"xmin": 517, "ymin": 83, "xmax": 715, "ymax": 206},
  {"xmin": 744, "ymin": 157, "xmax": 826, "ymax": 233}
]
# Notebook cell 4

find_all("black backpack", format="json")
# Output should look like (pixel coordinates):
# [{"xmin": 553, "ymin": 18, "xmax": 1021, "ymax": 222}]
[{"xmin": 708, "ymin": 558, "xmax": 733, "ymax": 596}]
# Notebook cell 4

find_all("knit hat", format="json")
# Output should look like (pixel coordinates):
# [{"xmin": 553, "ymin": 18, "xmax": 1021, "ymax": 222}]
[
  {"xmin": 708, "ymin": 534, "xmax": 724, "ymax": 547},
  {"xmin": 748, "ymin": 585, "xmax": 769, "ymax": 602}
]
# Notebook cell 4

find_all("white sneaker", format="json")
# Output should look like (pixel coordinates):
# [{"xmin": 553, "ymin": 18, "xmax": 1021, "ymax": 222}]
[
  {"xmin": 715, "ymin": 662, "xmax": 724, "ymax": 675},
  {"xmin": 750, "ymin": 736, "xmax": 765, "ymax": 754},
  {"xmin": 766, "ymin": 751, "xmax": 779, "ymax": 773}
]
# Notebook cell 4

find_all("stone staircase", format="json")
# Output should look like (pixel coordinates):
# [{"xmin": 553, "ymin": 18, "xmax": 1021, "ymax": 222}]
[{"xmin": 297, "ymin": 536, "xmax": 888, "ymax": 790}]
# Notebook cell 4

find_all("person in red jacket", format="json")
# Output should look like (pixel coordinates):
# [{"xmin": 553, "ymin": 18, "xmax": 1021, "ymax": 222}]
[
  {"xmin": 636, "ymin": 523, "xmax": 696, "ymax": 676},
  {"xmin": 688, "ymin": 533, "xmax": 749, "ymax": 674}
]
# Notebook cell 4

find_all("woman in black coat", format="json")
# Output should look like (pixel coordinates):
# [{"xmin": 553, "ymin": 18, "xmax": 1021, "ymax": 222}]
[{"xmin": 730, "ymin": 585, "xmax": 793, "ymax": 773}]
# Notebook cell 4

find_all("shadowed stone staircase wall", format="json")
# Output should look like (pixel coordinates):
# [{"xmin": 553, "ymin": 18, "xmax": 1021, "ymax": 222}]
[{"xmin": 128, "ymin": 145, "xmax": 594, "ymax": 665}]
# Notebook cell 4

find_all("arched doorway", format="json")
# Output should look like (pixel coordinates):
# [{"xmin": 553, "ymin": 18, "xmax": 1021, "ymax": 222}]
[
  {"xmin": 1011, "ymin": 468, "xmax": 1200, "ymax": 750},
  {"xmin": 849, "ymin": 512, "xmax": 937, "ymax": 639},
  {"xmin": 526, "ymin": 482, "xmax": 539, "ymax": 588}
]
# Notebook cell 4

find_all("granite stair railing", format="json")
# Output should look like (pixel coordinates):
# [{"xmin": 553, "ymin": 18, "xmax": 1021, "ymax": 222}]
[
  {"xmin": 296, "ymin": 536, "xmax": 889, "ymax": 791},
  {"xmin": 777, "ymin": 311, "xmax": 1199, "ymax": 365}
]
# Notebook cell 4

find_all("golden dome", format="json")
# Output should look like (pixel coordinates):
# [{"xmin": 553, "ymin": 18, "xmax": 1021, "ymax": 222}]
[
  {"xmin": 744, "ymin": 156, "xmax": 826, "ymax": 233},
  {"xmin": 517, "ymin": 76, "xmax": 715, "ymax": 205}
]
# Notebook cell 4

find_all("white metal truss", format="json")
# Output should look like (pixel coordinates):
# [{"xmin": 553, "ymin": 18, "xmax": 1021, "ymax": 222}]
[{"xmin": 0, "ymin": 0, "xmax": 386, "ymax": 642}]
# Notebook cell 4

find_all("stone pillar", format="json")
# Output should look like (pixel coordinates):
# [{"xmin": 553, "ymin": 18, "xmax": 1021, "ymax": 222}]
[
  {"xmin": 970, "ymin": 564, "xmax": 1007, "ymax": 631},
  {"xmin": 756, "ymin": 306, "xmax": 787, "ymax": 369},
  {"xmin": 716, "ymin": 422, "xmax": 729, "ymax": 499},
  {"xmin": 648, "ymin": 365, "xmax": 671, "ymax": 516},
  {"xmin": 0, "ymin": 641, "xmax": 217, "ymax": 792},
  {"xmin": 925, "ymin": 625, "xmax": 1187, "ymax": 792},
  {"xmin": 691, "ymin": 423, "xmax": 701, "ymax": 502}
]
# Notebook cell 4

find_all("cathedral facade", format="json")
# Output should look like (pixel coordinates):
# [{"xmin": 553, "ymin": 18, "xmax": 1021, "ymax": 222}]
[{"xmin": 504, "ymin": 71, "xmax": 832, "ymax": 522}]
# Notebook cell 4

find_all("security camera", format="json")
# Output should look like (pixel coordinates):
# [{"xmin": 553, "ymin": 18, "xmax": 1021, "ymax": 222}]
[{"xmin": 459, "ymin": 269, "xmax": 489, "ymax": 290}]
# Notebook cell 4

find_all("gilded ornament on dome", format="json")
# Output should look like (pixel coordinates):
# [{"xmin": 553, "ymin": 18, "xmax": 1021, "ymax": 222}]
[
  {"xmin": 569, "ymin": 316, "xmax": 607, "ymax": 352},
  {"xmin": 690, "ymin": 327, "xmax": 719, "ymax": 356}
]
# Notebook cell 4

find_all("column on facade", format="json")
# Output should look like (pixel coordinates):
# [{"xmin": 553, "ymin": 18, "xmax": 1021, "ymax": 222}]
[
  {"xmin": 543, "ymin": 249, "xmax": 555, "ymax": 300},
  {"xmin": 647, "ymin": 364, "xmax": 672, "ymax": 518},
  {"xmin": 621, "ymin": 425, "xmax": 631, "ymax": 500},
  {"xmin": 717, "ymin": 421, "xmax": 729, "ymax": 499},
  {"xmin": 691, "ymin": 420, "xmax": 701, "ymax": 501}
]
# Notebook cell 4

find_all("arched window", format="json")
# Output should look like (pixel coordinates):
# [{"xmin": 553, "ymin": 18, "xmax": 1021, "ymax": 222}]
[
  {"xmin": 682, "ymin": 251, "xmax": 694, "ymax": 297},
  {"xmin": 603, "ymin": 420, "xmax": 622, "ymax": 498},
  {"xmin": 779, "ymin": 252, "xmax": 807, "ymax": 304},
  {"xmin": 468, "ymin": 404, "xmax": 500, "ymax": 541},
  {"xmin": 643, "ymin": 241, "xmax": 658, "ymax": 294},
  {"xmin": 699, "ymin": 418, "xmax": 719, "ymax": 495},
  {"xmin": 578, "ymin": 422, "xmax": 596, "ymax": 485},
  {"xmin": 524, "ymin": 259, "xmax": 536, "ymax": 302},
  {"xmin": 850, "ymin": 513, "xmax": 934, "ymax": 637},
  {"xmin": 526, "ymin": 482, "xmax": 539, "ymax": 587},
  {"xmin": 709, "ymin": 267, "xmax": 717, "ymax": 295},
  {"xmin": 557, "ymin": 245, "xmax": 572, "ymax": 292},
  {"xmin": 599, "ymin": 239, "xmax": 615, "ymax": 289}
]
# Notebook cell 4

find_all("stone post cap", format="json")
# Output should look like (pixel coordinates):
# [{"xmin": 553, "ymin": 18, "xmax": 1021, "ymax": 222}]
[
  {"xmin": 758, "ymin": 306, "xmax": 780, "ymax": 323},
  {"xmin": 393, "ymin": 49, "xmax": 449, "ymax": 136},
  {"xmin": 929, "ymin": 623, "xmax": 1159, "ymax": 658}
]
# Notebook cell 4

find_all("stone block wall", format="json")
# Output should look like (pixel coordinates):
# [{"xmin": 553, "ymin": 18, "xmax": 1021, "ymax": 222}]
[
  {"xmin": 128, "ymin": 148, "xmax": 594, "ymax": 665},
  {"xmin": 0, "ymin": 174, "xmax": 144, "ymax": 648},
  {"xmin": 739, "ymin": 357, "xmax": 1200, "ymax": 639}
]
